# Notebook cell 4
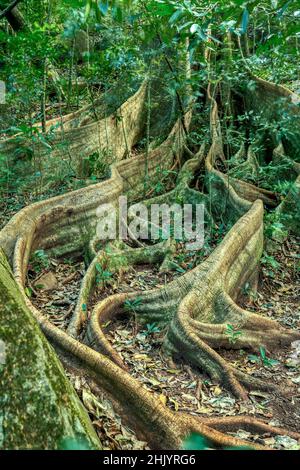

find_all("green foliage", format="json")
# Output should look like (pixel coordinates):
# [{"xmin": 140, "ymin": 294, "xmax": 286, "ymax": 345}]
[
  {"xmin": 142, "ymin": 322, "xmax": 161, "ymax": 336},
  {"xmin": 148, "ymin": 165, "xmax": 177, "ymax": 196},
  {"xmin": 30, "ymin": 249, "xmax": 50, "ymax": 273},
  {"xmin": 248, "ymin": 346, "xmax": 280, "ymax": 368},
  {"xmin": 95, "ymin": 262, "xmax": 113, "ymax": 286},
  {"xmin": 124, "ymin": 296, "xmax": 143, "ymax": 313},
  {"xmin": 264, "ymin": 213, "xmax": 288, "ymax": 241},
  {"xmin": 0, "ymin": 154, "xmax": 11, "ymax": 198},
  {"xmin": 261, "ymin": 252, "xmax": 281, "ymax": 278},
  {"xmin": 82, "ymin": 150, "xmax": 112, "ymax": 180},
  {"xmin": 225, "ymin": 324, "xmax": 243, "ymax": 345}
]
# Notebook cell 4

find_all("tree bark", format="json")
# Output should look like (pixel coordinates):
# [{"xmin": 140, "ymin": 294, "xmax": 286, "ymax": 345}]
[{"xmin": 0, "ymin": 249, "xmax": 101, "ymax": 450}]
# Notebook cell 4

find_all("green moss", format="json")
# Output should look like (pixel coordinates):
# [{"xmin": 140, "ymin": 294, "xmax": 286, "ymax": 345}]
[{"xmin": 0, "ymin": 250, "xmax": 101, "ymax": 450}]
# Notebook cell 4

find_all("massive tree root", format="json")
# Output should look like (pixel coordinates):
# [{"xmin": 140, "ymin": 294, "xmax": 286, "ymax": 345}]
[
  {"xmin": 1, "ymin": 77, "xmax": 300, "ymax": 449},
  {"xmin": 0, "ymin": 81, "xmax": 148, "ymax": 183},
  {"xmin": 87, "ymin": 200, "xmax": 299, "ymax": 400}
]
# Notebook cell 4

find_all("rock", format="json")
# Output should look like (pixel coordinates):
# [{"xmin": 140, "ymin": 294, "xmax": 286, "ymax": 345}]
[
  {"xmin": 269, "ymin": 418, "xmax": 281, "ymax": 427},
  {"xmin": 274, "ymin": 435, "xmax": 300, "ymax": 450},
  {"xmin": 264, "ymin": 437, "xmax": 275, "ymax": 446},
  {"xmin": 285, "ymin": 358, "xmax": 299, "ymax": 368},
  {"xmin": 235, "ymin": 429, "xmax": 251, "ymax": 440},
  {"xmin": 34, "ymin": 272, "xmax": 58, "ymax": 291}
]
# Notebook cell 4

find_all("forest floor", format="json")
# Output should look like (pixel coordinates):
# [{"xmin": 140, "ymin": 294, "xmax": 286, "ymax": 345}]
[{"xmin": 26, "ymin": 231, "xmax": 300, "ymax": 450}]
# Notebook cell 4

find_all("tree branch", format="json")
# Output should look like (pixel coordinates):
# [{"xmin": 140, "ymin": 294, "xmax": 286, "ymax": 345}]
[{"xmin": 0, "ymin": 0, "xmax": 22, "ymax": 20}]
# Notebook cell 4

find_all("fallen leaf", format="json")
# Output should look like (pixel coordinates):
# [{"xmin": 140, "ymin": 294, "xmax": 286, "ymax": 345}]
[{"xmin": 159, "ymin": 394, "xmax": 167, "ymax": 405}]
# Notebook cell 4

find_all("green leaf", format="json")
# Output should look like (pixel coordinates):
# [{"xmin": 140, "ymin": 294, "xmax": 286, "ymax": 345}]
[
  {"xmin": 63, "ymin": 0, "xmax": 86, "ymax": 7},
  {"xmin": 99, "ymin": 0, "xmax": 109, "ymax": 16},
  {"xmin": 95, "ymin": 262, "xmax": 102, "ymax": 273},
  {"xmin": 147, "ymin": 1, "xmax": 174, "ymax": 17},
  {"xmin": 112, "ymin": 5, "xmax": 123, "ymax": 22},
  {"xmin": 182, "ymin": 433, "xmax": 213, "ymax": 450},
  {"xmin": 25, "ymin": 287, "xmax": 32, "ymax": 298},
  {"xmin": 259, "ymin": 346, "xmax": 266, "ymax": 360},
  {"xmin": 265, "ymin": 358, "xmax": 280, "ymax": 367},
  {"xmin": 277, "ymin": 0, "xmax": 292, "ymax": 17},
  {"xmin": 241, "ymin": 8, "xmax": 249, "ymax": 34},
  {"xmin": 248, "ymin": 354, "xmax": 260, "ymax": 363},
  {"xmin": 169, "ymin": 9, "xmax": 183, "ymax": 24},
  {"xmin": 85, "ymin": 0, "xmax": 92, "ymax": 19},
  {"xmin": 190, "ymin": 23, "xmax": 200, "ymax": 34}
]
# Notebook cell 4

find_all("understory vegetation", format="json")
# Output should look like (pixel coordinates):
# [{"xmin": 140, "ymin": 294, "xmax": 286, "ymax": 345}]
[{"xmin": 0, "ymin": 0, "xmax": 299, "ymax": 451}]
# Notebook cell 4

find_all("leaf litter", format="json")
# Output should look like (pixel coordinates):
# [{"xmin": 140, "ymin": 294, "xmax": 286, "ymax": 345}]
[{"xmin": 28, "ymin": 236, "xmax": 300, "ymax": 450}]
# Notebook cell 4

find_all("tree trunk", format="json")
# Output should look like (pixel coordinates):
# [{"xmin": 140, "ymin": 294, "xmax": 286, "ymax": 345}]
[
  {"xmin": 5, "ymin": 6, "xmax": 25, "ymax": 31},
  {"xmin": 0, "ymin": 249, "xmax": 101, "ymax": 450}
]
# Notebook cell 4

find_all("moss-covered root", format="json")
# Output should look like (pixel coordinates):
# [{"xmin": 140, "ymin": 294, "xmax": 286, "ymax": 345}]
[
  {"xmin": 0, "ymin": 250, "xmax": 101, "ymax": 450},
  {"xmin": 88, "ymin": 200, "xmax": 300, "ymax": 400}
]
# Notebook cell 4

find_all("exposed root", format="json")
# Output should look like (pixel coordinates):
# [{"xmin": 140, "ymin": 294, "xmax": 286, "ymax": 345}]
[
  {"xmin": 68, "ymin": 241, "xmax": 169, "ymax": 338},
  {"xmin": 201, "ymin": 416, "xmax": 300, "ymax": 440},
  {"xmin": 0, "ymin": 82, "xmax": 148, "ymax": 175},
  {"xmin": 22, "ymin": 297, "xmax": 271, "ymax": 450},
  {"xmin": 0, "ymin": 76, "xmax": 299, "ymax": 449},
  {"xmin": 87, "ymin": 200, "xmax": 299, "ymax": 400}
]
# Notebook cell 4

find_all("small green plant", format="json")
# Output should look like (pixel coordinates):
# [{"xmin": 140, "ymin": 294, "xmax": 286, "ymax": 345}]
[
  {"xmin": 248, "ymin": 346, "xmax": 279, "ymax": 368},
  {"xmin": 151, "ymin": 166, "xmax": 177, "ymax": 196},
  {"xmin": 273, "ymin": 180, "xmax": 295, "ymax": 197},
  {"xmin": 264, "ymin": 213, "xmax": 288, "ymax": 242},
  {"xmin": 124, "ymin": 297, "xmax": 143, "ymax": 314},
  {"xmin": 25, "ymin": 287, "xmax": 33, "ymax": 298},
  {"xmin": 82, "ymin": 149, "xmax": 112, "ymax": 181},
  {"xmin": 225, "ymin": 324, "xmax": 243, "ymax": 345},
  {"xmin": 95, "ymin": 262, "xmax": 113, "ymax": 287},
  {"xmin": 0, "ymin": 154, "xmax": 12, "ymax": 198},
  {"xmin": 261, "ymin": 252, "xmax": 280, "ymax": 278},
  {"xmin": 143, "ymin": 322, "xmax": 161, "ymax": 336},
  {"xmin": 30, "ymin": 249, "xmax": 50, "ymax": 272}
]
